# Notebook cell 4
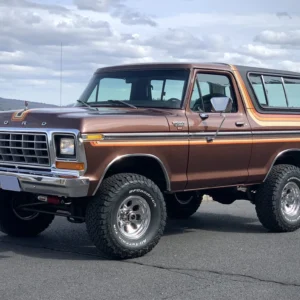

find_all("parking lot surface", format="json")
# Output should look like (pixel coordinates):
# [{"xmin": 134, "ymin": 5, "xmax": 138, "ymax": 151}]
[{"xmin": 1, "ymin": 200, "xmax": 300, "ymax": 300}]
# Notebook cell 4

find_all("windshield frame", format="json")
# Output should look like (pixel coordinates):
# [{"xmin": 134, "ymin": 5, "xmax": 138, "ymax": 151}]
[{"xmin": 77, "ymin": 68, "xmax": 191, "ymax": 110}]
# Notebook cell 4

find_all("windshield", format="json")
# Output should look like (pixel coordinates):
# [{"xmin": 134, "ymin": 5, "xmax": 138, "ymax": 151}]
[{"xmin": 77, "ymin": 69, "xmax": 190, "ymax": 109}]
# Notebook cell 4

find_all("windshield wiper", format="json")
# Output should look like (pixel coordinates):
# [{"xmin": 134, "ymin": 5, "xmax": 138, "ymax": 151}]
[
  {"xmin": 107, "ymin": 100, "xmax": 137, "ymax": 109},
  {"xmin": 76, "ymin": 100, "xmax": 98, "ymax": 111}
]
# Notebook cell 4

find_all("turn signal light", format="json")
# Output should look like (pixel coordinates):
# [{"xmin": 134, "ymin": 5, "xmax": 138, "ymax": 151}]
[
  {"xmin": 82, "ymin": 134, "xmax": 103, "ymax": 141},
  {"xmin": 56, "ymin": 161, "xmax": 85, "ymax": 171}
]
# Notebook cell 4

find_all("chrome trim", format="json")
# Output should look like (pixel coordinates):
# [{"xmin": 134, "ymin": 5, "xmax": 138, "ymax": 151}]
[
  {"xmin": 0, "ymin": 169, "xmax": 90, "ymax": 197},
  {"xmin": 92, "ymin": 154, "xmax": 171, "ymax": 196},
  {"xmin": 261, "ymin": 75, "xmax": 269, "ymax": 106},
  {"xmin": 101, "ymin": 132, "xmax": 189, "ymax": 140},
  {"xmin": 83, "ymin": 131, "xmax": 252, "ymax": 141},
  {"xmin": 53, "ymin": 133, "xmax": 77, "ymax": 162},
  {"xmin": 281, "ymin": 76, "xmax": 289, "ymax": 107},
  {"xmin": 0, "ymin": 132, "xmax": 50, "ymax": 167},
  {"xmin": 103, "ymin": 132, "xmax": 189, "ymax": 137},
  {"xmin": 82, "ymin": 130, "xmax": 300, "ymax": 143},
  {"xmin": 81, "ymin": 130, "xmax": 300, "ymax": 143},
  {"xmin": 263, "ymin": 149, "xmax": 300, "ymax": 182},
  {"xmin": 252, "ymin": 131, "xmax": 300, "ymax": 136},
  {"xmin": 0, "ymin": 165, "xmax": 81, "ymax": 178},
  {"xmin": 190, "ymin": 131, "xmax": 251, "ymax": 137},
  {"xmin": 0, "ymin": 128, "xmax": 87, "ymax": 176}
]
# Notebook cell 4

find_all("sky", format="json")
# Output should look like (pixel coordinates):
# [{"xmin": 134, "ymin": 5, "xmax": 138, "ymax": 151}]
[{"xmin": 0, "ymin": 0, "xmax": 300, "ymax": 106}]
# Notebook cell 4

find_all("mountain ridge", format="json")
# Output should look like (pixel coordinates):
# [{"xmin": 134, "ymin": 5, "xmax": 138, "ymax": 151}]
[{"xmin": 0, "ymin": 97, "xmax": 58, "ymax": 111}]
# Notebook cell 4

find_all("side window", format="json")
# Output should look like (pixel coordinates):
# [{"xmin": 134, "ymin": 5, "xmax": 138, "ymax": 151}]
[
  {"xmin": 249, "ymin": 74, "xmax": 300, "ymax": 109},
  {"xmin": 199, "ymin": 82, "xmax": 210, "ymax": 96},
  {"xmin": 190, "ymin": 73, "xmax": 237, "ymax": 113},
  {"xmin": 225, "ymin": 86, "xmax": 231, "ymax": 98},
  {"xmin": 190, "ymin": 83, "xmax": 201, "ymax": 108},
  {"xmin": 284, "ymin": 78, "xmax": 300, "ymax": 108},
  {"xmin": 263, "ymin": 76, "xmax": 287, "ymax": 107},
  {"xmin": 249, "ymin": 75, "xmax": 267, "ymax": 105}
]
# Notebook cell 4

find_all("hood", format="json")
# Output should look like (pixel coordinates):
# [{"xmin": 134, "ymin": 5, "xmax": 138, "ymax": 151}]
[{"xmin": 0, "ymin": 107, "xmax": 172, "ymax": 133}]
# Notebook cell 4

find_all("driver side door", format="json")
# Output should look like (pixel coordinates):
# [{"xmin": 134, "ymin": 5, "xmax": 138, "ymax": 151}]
[{"xmin": 186, "ymin": 70, "xmax": 252, "ymax": 190}]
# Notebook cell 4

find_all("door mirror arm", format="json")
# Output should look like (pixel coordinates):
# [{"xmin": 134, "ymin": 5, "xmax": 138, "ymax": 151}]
[
  {"xmin": 205, "ymin": 97, "xmax": 233, "ymax": 143},
  {"xmin": 206, "ymin": 112, "xmax": 226, "ymax": 142}
]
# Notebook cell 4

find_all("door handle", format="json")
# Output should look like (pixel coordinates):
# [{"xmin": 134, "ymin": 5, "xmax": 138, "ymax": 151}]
[{"xmin": 235, "ymin": 121, "xmax": 245, "ymax": 127}]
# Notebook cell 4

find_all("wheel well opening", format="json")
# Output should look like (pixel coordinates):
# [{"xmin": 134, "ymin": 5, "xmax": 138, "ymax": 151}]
[
  {"xmin": 274, "ymin": 151, "xmax": 300, "ymax": 168},
  {"xmin": 104, "ymin": 156, "xmax": 169, "ymax": 191}
]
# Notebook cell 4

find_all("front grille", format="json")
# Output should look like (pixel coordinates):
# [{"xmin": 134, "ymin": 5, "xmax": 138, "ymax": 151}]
[{"xmin": 0, "ymin": 132, "xmax": 50, "ymax": 166}]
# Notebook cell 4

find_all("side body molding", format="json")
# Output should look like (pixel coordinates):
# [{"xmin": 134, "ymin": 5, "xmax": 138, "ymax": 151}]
[
  {"xmin": 263, "ymin": 148, "xmax": 300, "ymax": 182},
  {"xmin": 92, "ymin": 153, "xmax": 171, "ymax": 196}
]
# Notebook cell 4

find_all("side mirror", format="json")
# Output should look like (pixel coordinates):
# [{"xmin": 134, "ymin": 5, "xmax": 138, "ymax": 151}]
[{"xmin": 210, "ymin": 97, "xmax": 233, "ymax": 113}]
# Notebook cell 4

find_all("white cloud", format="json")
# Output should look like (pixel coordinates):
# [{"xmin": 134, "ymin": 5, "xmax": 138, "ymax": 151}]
[
  {"xmin": 0, "ymin": 0, "xmax": 300, "ymax": 105},
  {"xmin": 241, "ymin": 44, "xmax": 287, "ymax": 59},
  {"xmin": 0, "ymin": 51, "xmax": 25, "ymax": 63},
  {"xmin": 255, "ymin": 30, "xmax": 300, "ymax": 46},
  {"xmin": 0, "ymin": 0, "xmax": 69, "ymax": 14},
  {"xmin": 73, "ymin": 0, "xmax": 157, "ymax": 26},
  {"xmin": 222, "ymin": 53, "xmax": 269, "ymax": 67},
  {"xmin": 111, "ymin": 6, "xmax": 157, "ymax": 27},
  {"xmin": 73, "ymin": 0, "xmax": 122, "ymax": 12},
  {"xmin": 279, "ymin": 61, "xmax": 300, "ymax": 72}
]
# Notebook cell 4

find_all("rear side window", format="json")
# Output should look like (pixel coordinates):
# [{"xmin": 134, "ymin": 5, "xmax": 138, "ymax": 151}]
[
  {"xmin": 284, "ymin": 78, "xmax": 300, "ymax": 108},
  {"xmin": 249, "ymin": 73, "xmax": 300, "ymax": 110},
  {"xmin": 263, "ymin": 76, "xmax": 287, "ymax": 107},
  {"xmin": 249, "ymin": 75, "xmax": 267, "ymax": 105}
]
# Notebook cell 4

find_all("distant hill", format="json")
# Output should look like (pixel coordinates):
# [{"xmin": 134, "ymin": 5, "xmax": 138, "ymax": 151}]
[{"xmin": 0, "ymin": 97, "xmax": 58, "ymax": 111}]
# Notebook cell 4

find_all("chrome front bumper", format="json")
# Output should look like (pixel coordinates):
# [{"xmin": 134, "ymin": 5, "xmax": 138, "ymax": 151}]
[{"xmin": 0, "ymin": 170, "xmax": 90, "ymax": 198}]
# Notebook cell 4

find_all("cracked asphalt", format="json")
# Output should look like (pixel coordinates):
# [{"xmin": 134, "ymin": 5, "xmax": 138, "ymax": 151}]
[{"xmin": 1, "ymin": 200, "xmax": 300, "ymax": 300}]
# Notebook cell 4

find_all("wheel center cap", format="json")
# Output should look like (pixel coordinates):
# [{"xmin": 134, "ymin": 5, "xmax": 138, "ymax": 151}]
[
  {"xmin": 128, "ymin": 212, "xmax": 136, "ymax": 221},
  {"xmin": 287, "ymin": 195, "xmax": 295, "ymax": 205}
]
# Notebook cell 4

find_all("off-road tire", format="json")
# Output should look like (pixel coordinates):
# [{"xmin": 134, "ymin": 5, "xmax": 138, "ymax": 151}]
[
  {"xmin": 0, "ymin": 191, "xmax": 54, "ymax": 237},
  {"xmin": 165, "ymin": 192, "xmax": 202, "ymax": 219},
  {"xmin": 85, "ymin": 173, "xmax": 166, "ymax": 259},
  {"xmin": 255, "ymin": 164, "xmax": 300, "ymax": 232}
]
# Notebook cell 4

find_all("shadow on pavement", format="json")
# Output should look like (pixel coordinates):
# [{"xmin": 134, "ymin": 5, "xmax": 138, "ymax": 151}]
[
  {"xmin": 0, "ymin": 211, "xmax": 267, "ymax": 261},
  {"xmin": 164, "ymin": 211, "xmax": 266, "ymax": 236}
]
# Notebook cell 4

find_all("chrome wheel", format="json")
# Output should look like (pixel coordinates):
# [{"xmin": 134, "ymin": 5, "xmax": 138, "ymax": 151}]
[
  {"xmin": 281, "ymin": 182, "xmax": 300, "ymax": 221},
  {"xmin": 117, "ymin": 196, "xmax": 151, "ymax": 240}
]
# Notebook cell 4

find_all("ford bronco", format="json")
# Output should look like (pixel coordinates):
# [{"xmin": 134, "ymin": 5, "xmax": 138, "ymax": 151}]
[{"xmin": 1, "ymin": 62, "xmax": 300, "ymax": 259}]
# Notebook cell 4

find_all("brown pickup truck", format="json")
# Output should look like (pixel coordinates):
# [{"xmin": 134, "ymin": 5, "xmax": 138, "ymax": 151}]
[{"xmin": 1, "ymin": 62, "xmax": 300, "ymax": 259}]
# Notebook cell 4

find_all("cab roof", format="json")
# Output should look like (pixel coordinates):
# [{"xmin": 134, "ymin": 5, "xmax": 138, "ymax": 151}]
[
  {"xmin": 95, "ymin": 62, "xmax": 300, "ymax": 77},
  {"xmin": 95, "ymin": 62, "xmax": 232, "ymax": 73}
]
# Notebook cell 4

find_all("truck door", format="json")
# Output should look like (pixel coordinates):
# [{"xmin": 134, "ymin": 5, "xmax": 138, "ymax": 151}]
[{"xmin": 186, "ymin": 69, "xmax": 252, "ymax": 190}]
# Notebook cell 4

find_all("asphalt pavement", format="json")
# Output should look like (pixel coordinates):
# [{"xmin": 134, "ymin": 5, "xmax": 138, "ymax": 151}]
[{"xmin": 1, "ymin": 200, "xmax": 300, "ymax": 300}]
